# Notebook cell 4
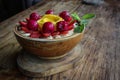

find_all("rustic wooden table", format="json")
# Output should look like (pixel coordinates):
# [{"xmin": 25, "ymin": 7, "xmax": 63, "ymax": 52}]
[{"xmin": 0, "ymin": 0, "xmax": 120, "ymax": 80}]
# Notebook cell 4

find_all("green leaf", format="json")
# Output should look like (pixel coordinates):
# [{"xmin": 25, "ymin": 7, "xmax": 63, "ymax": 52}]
[
  {"xmin": 82, "ymin": 13, "xmax": 95, "ymax": 19},
  {"xmin": 71, "ymin": 13, "xmax": 95, "ymax": 33},
  {"xmin": 74, "ymin": 26, "xmax": 81, "ymax": 33},
  {"xmin": 74, "ymin": 24, "xmax": 84, "ymax": 33},
  {"xmin": 81, "ymin": 19, "xmax": 89, "ymax": 25},
  {"xmin": 79, "ymin": 24, "xmax": 85, "ymax": 32},
  {"xmin": 71, "ymin": 13, "xmax": 80, "ymax": 21}
]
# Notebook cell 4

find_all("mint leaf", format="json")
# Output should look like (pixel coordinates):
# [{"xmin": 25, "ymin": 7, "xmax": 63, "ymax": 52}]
[
  {"xmin": 82, "ymin": 13, "xmax": 95, "ymax": 19},
  {"xmin": 74, "ymin": 24, "xmax": 84, "ymax": 33},
  {"xmin": 79, "ymin": 24, "xmax": 84, "ymax": 32},
  {"xmin": 81, "ymin": 19, "xmax": 89, "ymax": 25},
  {"xmin": 71, "ymin": 13, "xmax": 95, "ymax": 33},
  {"xmin": 71, "ymin": 13, "xmax": 80, "ymax": 21},
  {"xmin": 74, "ymin": 26, "xmax": 81, "ymax": 33}
]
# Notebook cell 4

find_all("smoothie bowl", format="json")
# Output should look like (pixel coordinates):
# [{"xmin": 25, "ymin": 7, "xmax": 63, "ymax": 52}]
[{"xmin": 14, "ymin": 10, "xmax": 95, "ymax": 59}]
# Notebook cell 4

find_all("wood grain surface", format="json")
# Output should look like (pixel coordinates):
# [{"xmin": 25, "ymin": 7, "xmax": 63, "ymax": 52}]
[
  {"xmin": 0, "ymin": 0, "xmax": 120, "ymax": 80},
  {"xmin": 17, "ymin": 45, "xmax": 82, "ymax": 77}
]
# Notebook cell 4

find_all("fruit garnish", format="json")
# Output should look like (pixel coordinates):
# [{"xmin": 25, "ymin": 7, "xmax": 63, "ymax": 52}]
[
  {"xmin": 51, "ymin": 31, "xmax": 60, "ymax": 36},
  {"xmin": 60, "ymin": 31, "xmax": 68, "ymax": 35},
  {"xmin": 68, "ymin": 20, "xmax": 76, "ymax": 30},
  {"xmin": 62, "ymin": 15, "xmax": 72, "ymax": 22},
  {"xmin": 56, "ymin": 21, "xmax": 68, "ymax": 32},
  {"xmin": 37, "ymin": 14, "xmax": 63, "ymax": 30},
  {"xmin": 26, "ymin": 18, "xmax": 30, "ymax": 22},
  {"xmin": 21, "ymin": 27, "xmax": 30, "ymax": 33},
  {"xmin": 71, "ymin": 13, "xmax": 81, "ymax": 21},
  {"xmin": 27, "ymin": 20, "xmax": 39, "ymax": 31},
  {"xmin": 74, "ymin": 24, "xmax": 84, "ymax": 33},
  {"xmin": 71, "ymin": 13, "xmax": 95, "ymax": 33},
  {"xmin": 30, "ymin": 31, "xmax": 41, "ymax": 38},
  {"xmin": 45, "ymin": 10, "xmax": 53, "ymax": 14},
  {"xmin": 19, "ymin": 21, "xmax": 27, "ymax": 27},
  {"xmin": 18, "ymin": 10, "xmax": 95, "ymax": 39},
  {"xmin": 82, "ymin": 13, "xmax": 95, "ymax": 19},
  {"xmin": 42, "ymin": 22, "xmax": 55, "ymax": 33},
  {"xmin": 42, "ymin": 33, "xmax": 51, "ymax": 37},
  {"xmin": 30, "ymin": 12, "xmax": 40, "ymax": 20},
  {"xmin": 59, "ymin": 11, "xmax": 72, "ymax": 22},
  {"xmin": 59, "ymin": 11, "xmax": 70, "ymax": 18}
]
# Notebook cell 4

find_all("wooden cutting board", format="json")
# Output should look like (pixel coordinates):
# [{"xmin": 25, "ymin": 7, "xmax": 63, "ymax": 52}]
[{"xmin": 17, "ymin": 45, "xmax": 82, "ymax": 77}]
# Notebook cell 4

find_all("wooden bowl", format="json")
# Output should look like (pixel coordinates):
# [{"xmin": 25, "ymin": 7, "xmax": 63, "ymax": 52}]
[{"xmin": 14, "ymin": 26, "xmax": 84, "ymax": 59}]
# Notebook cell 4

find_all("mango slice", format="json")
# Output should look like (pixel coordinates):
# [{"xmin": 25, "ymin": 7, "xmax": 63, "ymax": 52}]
[{"xmin": 37, "ymin": 14, "xmax": 63, "ymax": 31}]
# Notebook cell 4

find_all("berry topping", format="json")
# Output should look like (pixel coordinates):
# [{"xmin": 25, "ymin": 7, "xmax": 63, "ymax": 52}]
[
  {"xmin": 30, "ymin": 31, "xmax": 41, "ymax": 38},
  {"xmin": 59, "ymin": 11, "xmax": 72, "ymax": 22},
  {"xmin": 59, "ymin": 11, "xmax": 70, "ymax": 17},
  {"xmin": 42, "ymin": 22, "xmax": 55, "ymax": 33},
  {"xmin": 21, "ymin": 27, "xmax": 30, "ymax": 33},
  {"xmin": 26, "ymin": 18, "xmax": 30, "ymax": 22},
  {"xmin": 18, "ymin": 10, "xmax": 90, "ymax": 39},
  {"xmin": 30, "ymin": 12, "xmax": 40, "ymax": 20},
  {"xmin": 27, "ymin": 20, "xmax": 39, "ymax": 31},
  {"xmin": 45, "ymin": 10, "xmax": 53, "ymax": 14},
  {"xmin": 37, "ymin": 14, "xmax": 63, "ymax": 31},
  {"xmin": 68, "ymin": 20, "xmax": 76, "ymax": 30},
  {"xmin": 51, "ymin": 31, "xmax": 60, "ymax": 36},
  {"xmin": 56, "ymin": 21, "xmax": 68, "ymax": 32},
  {"xmin": 64, "ymin": 15, "xmax": 72, "ymax": 22},
  {"xmin": 42, "ymin": 33, "xmax": 51, "ymax": 37},
  {"xmin": 60, "ymin": 31, "xmax": 68, "ymax": 35},
  {"xmin": 19, "ymin": 21, "xmax": 27, "ymax": 27}
]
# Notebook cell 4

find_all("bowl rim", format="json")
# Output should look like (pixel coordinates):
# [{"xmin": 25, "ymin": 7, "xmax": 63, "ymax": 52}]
[{"xmin": 14, "ymin": 25, "xmax": 84, "ymax": 42}]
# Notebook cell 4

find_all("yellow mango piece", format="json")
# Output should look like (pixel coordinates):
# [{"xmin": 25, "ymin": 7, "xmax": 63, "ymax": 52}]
[{"xmin": 37, "ymin": 14, "xmax": 63, "ymax": 31}]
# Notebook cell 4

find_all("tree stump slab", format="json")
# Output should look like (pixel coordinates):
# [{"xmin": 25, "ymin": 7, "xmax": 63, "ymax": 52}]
[{"xmin": 17, "ymin": 45, "xmax": 82, "ymax": 77}]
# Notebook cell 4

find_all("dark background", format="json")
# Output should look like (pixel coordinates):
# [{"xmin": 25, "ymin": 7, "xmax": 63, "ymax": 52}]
[{"xmin": 0, "ymin": 0, "xmax": 42, "ymax": 22}]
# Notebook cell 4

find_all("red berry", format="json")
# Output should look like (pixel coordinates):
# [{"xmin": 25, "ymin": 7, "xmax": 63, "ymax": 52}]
[
  {"xmin": 45, "ymin": 10, "xmax": 53, "ymax": 14},
  {"xmin": 30, "ymin": 12, "xmax": 40, "ymax": 20},
  {"xmin": 42, "ymin": 22, "xmax": 55, "ymax": 33},
  {"xmin": 60, "ymin": 31, "xmax": 68, "ymax": 35},
  {"xmin": 56, "ymin": 21, "xmax": 68, "ymax": 32},
  {"xmin": 26, "ymin": 18, "xmax": 30, "ymax": 22},
  {"xmin": 68, "ymin": 20, "xmax": 76, "ymax": 30},
  {"xmin": 19, "ymin": 21, "xmax": 27, "ymax": 27},
  {"xmin": 27, "ymin": 20, "xmax": 39, "ymax": 31},
  {"xmin": 64, "ymin": 16, "xmax": 72, "ymax": 22},
  {"xmin": 21, "ymin": 27, "xmax": 30, "ymax": 33},
  {"xmin": 59, "ymin": 11, "xmax": 72, "ymax": 22},
  {"xmin": 67, "ymin": 25, "xmax": 73, "ymax": 30},
  {"xmin": 31, "ymin": 31, "xmax": 40, "ymax": 34},
  {"xmin": 51, "ymin": 31, "xmax": 60, "ymax": 36},
  {"xmin": 30, "ymin": 31, "xmax": 41, "ymax": 38},
  {"xmin": 42, "ymin": 33, "xmax": 51, "ymax": 37},
  {"xmin": 59, "ymin": 11, "xmax": 70, "ymax": 17}
]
